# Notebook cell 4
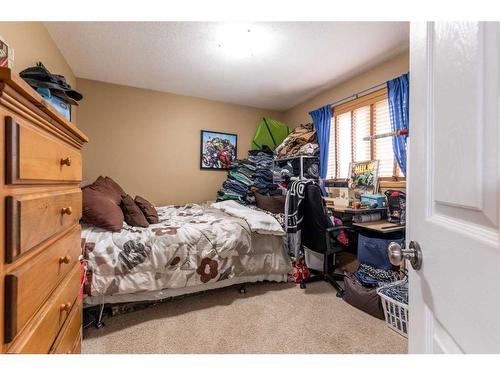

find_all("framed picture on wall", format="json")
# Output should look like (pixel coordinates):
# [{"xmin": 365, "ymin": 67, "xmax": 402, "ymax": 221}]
[
  {"xmin": 200, "ymin": 130, "xmax": 238, "ymax": 170},
  {"xmin": 348, "ymin": 160, "xmax": 380, "ymax": 195}
]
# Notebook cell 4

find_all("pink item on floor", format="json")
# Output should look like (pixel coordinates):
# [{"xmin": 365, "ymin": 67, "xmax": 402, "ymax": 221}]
[{"xmin": 331, "ymin": 216, "xmax": 349, "ymax": 246}]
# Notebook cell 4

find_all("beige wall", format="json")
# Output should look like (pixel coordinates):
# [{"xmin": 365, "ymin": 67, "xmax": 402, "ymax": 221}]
[
  {"xmin": 0, "ymin": 22, "xmax": 76, "ymax": 87},
  {"xmin": 0, "ymin": 22, "xmax": 77, "ymax": 122},
  {"xmin": 282, "ymin": 51, "xmax": 409, "ymax": 127},
  {"xmin": 77, "ymin": 78, "xmax": 283, "ymax": 205}
]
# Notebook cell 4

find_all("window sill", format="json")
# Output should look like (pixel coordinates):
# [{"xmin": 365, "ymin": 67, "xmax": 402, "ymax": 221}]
[{"xmin": 379, "ymin": 180, "xmax": 406, "ymax": 189}]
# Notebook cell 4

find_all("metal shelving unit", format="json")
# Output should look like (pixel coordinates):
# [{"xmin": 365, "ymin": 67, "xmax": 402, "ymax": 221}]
[{"xmin": 272, "ymin": 155, "xmax": 320, "ymax": 183}]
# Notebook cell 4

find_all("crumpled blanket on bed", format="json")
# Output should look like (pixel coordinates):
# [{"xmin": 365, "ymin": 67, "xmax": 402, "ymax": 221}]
[
  {"xmin": 210, "ymin": 200, "xmax": 285, "ymax": 236},
  {"xmin": 82, "ymin": 203, "xmax": 291, "ymax": 298}
]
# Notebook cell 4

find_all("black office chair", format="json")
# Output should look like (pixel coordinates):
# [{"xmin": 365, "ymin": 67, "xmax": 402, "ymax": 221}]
[{"xmin": 299, "ymin": 182, "xmax": 350, "ymax": 297}]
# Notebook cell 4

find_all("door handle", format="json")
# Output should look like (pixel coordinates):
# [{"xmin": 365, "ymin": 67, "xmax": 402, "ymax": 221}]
[{"xmin": 388, "ymin": 241, "xmax": 422, "ymax": 270}]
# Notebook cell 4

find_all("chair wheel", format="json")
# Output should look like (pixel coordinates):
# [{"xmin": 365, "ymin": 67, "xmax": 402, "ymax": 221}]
[
  {"xmin": 300, "ymin": 282, "xmax": 306, "ymax": 289},
  {"xmin": 239, "ymin": 285, "xmax": 246, "ymax": 294},
  {"xmin": 95, "ymin": 321, "xmax": 105, "ymax": 329}
]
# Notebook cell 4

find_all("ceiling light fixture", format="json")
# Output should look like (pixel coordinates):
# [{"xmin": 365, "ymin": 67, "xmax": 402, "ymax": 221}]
[{"xmin": 215, "ymin": 23, "xmax": 270, "ymax": 59}]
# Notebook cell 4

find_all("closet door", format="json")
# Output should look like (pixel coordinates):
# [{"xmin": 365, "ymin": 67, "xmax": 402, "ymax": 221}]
[{"xmin": 408, "ymin": 22, "xmax": 500, "ymax": 353}]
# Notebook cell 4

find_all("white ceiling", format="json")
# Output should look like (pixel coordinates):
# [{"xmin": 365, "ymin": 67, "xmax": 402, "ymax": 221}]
[{"xmin": 45, "ymin": 22, "xmax": 409, "ymax": 111}]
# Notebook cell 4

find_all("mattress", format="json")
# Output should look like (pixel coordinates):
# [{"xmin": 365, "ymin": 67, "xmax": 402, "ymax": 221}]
[{"xmin": 82, "ymin": 203, "xmax": 291, "ymax": 306}]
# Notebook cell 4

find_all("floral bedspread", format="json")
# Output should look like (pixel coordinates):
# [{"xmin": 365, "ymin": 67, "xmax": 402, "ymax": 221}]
[{"xmin": 82, "ymin": 203, "xmax": 291, "ymax": 297}]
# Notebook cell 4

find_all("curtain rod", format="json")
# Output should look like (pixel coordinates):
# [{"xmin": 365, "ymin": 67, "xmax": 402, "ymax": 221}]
[{"xmin": 328, "ymin": 81, "xmax": 388, "ymax": 108}]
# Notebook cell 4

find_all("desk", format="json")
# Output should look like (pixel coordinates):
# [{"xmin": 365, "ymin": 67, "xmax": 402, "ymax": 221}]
[
  {"xmin": 328, "ymin": 206, "xmax": 403, "ymax": 252},
  {"xmin": 330, "ymin": 206, "xmax": 387, "ymax": 214},
  {"xmin": 351, "ymin": 220, "xmax": 405, "ymax": 234}
]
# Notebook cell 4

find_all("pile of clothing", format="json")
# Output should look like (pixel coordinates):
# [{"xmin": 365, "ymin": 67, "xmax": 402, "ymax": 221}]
[
  {"xmin": 217, "ymin": 160, "xmax": 255, "ymax": 204},
  {"xmin": 274, "ymin": 123, "xmax": 320, "ymax": 159},
  {"xmin": 19, "ymin": 62, "xmax": 83, "ymax": 121},
  {"xmin": 217, "ymin": 146, "xmax": 280, "ymax": 204},
  {"xmin": 20, "ymin": 62, "xmax": 83, "ymax": 105},
  {"xmin": 353, "ymin": 263, "xmax": 400, "ymax": 288},
  {"xmin": 249, "ymin": 149, "xmax": 279, "ymax": 195}
]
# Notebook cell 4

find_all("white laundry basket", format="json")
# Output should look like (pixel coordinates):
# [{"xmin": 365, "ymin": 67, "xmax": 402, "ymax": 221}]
[{"xmin": 377, "ymin": 279, "xmax": 409, "ymax": 338}]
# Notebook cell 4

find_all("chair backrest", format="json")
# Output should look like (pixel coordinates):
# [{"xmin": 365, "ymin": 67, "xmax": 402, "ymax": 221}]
[{"xmin": 301, "ymin": 182, "xmax": 333, "ymax": 253}]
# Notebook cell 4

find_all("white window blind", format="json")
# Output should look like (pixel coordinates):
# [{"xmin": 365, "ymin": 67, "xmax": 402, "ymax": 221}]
[
  {"xmin": 353, "ymin": 106, "xmax": 371, "ymax": 162},
  {"xmin": 326, "ymin": 118, "xmax": 337, "ymax": 178},
  {"xmin": 373, "ymin": 99, "xmax": 396, "ymax": 177},
  {"xmin": 336, "ymin": 112, "xmax": 352, "ymax": 178}
]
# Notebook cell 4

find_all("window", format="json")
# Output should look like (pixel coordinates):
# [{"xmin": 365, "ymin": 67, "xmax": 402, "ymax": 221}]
[
  {"xmin": 326, "ymin": 88, "xmax": 403, "ymax": 180},
  {"xmin": 335, "ymin": 112, "xmax": 352, "ymax": 179}
]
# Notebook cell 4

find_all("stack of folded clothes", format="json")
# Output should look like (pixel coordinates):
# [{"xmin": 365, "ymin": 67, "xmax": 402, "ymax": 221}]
[
  {"xmin": 217, "ymin": 160, "xmax": 255, "ymax": 204},
  {"xmin": 216, "ymin": 146, "xmax": 281, "ymax": 205},
  {"xmin": 249, "ymin": 152, "xmax": 279, "ymax": 195}
]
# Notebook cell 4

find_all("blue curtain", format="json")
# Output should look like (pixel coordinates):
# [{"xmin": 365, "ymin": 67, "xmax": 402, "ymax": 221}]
[
  {"xmin": 309, "ymin": 105, "xmax": 332, "ymax": 193},
  {"xmin": 387, "ymin": 73, "xmax": 409, "ymax": 176}
]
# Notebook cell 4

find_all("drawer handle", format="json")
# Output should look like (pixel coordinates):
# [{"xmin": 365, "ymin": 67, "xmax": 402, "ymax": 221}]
[
  {"xmin": 60, "ymin": 302, "xmax": 72, "ymax": 313},
  {"xmin": 59, "ymin": 255, "xmax": 71, "ymax": 264},
  {"xmin": 60, "ymin": 157, "xmax": 72, "ymax": 166},
  {"xmin": 61, "ymin": 207, "xmax": 73, "ymax": 215}
]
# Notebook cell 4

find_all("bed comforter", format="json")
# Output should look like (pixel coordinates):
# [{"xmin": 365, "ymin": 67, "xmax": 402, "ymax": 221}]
[{"xmin": 82, "ymin": 203, "xmax": 291, "ymax": 300}]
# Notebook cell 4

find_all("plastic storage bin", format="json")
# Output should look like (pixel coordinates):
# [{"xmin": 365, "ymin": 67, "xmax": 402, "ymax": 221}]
[
  {"xmin": 360, "ymin": 193, "xmax": 386, "ymax": 208},
  {"xmin": 377, "ymin": 279, "xmax": 409, "ymax": 337},
  {"xmin": 357, "ymin": 231, "xmax": 404, "ymax": 270}
]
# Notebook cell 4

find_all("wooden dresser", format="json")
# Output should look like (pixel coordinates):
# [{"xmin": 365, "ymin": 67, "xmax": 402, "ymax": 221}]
[{"xmin": 0, "ymin": 68, "xmax": 88, "ymax": 354}]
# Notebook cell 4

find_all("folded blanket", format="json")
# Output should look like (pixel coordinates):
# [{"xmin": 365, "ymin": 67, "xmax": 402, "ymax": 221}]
[{"xmin": 211, "ymin": 200, "xmax": 285, "ymax": 236}]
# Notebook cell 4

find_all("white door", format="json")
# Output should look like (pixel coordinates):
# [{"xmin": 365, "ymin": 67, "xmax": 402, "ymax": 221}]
[{"xmin": 409, "ymin": 22, "xmax": 500, "ymax": 353}]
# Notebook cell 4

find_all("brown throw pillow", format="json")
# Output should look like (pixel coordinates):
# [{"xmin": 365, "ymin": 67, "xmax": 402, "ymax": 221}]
[
  {"xmin": 134, "ymin": 195, "xmax": 159, "ymax": 224},
  {"xmin": 105, "ymin": 176, "xmax": 126, "ymax": 198},
  {"xmin": 121, "ymin": 195, "xmax": 149, "ymax": 227},
  {"xmin": 255, "ymin": 192, "xmax": 286, "ymax": 214},
  {"xmin": 89, "ymin": 176, "xmax": 122, "ymax": 205},
  {"xmin": 82, "ymin": 186, "xmax": 124, "ymax": 232}
]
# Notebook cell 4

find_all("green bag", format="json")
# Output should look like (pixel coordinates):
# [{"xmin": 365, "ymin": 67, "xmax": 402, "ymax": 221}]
[{"xmin": 251, "ymin": 117, "xmax": 291, "ymax": 151}]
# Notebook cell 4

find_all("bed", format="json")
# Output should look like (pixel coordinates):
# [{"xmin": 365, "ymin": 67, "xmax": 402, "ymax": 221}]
[{"xmin": 82, "ymin": 200, "xmax": 291, "ymax": 306}]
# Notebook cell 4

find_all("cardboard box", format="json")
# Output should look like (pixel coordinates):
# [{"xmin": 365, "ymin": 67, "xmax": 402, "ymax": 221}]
[{"xmin": 327, "ymin": 186, "xmax": 354, "ymax": 207}]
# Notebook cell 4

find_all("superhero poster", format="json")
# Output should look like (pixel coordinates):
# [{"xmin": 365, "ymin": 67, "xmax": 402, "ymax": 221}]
[
  {"xmin": 348, "ymin": 160, "xmax": 380, "ymax": 195},
  {"xmin": 200, "ymin": 130, "xmax": 237, "ymax": 170}
]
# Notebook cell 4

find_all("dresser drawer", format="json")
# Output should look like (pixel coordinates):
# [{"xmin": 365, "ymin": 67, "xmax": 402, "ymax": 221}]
[
  {"xmin": 5, "ymin": 116, "xmax": 82, "ymax": 184},
  {"xmin": 5, "ymin": 189, "xmax": 82, "ymax": 263},
  {"xmin": 4, "ymin": 227, "xmax": 81, "ymax": 342},
  {"xmin": 6, "ymin": 265, "xmax": 80, "ymax": 353},
  {"xmin": 50, "ymin": 300, "xmax": 82, "ymax": 354}
]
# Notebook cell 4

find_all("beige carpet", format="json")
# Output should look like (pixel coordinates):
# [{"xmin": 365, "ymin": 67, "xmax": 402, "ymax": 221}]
[{"xmin": 83, "ymin": 282, "xmax": 407, "ymax": 354}]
